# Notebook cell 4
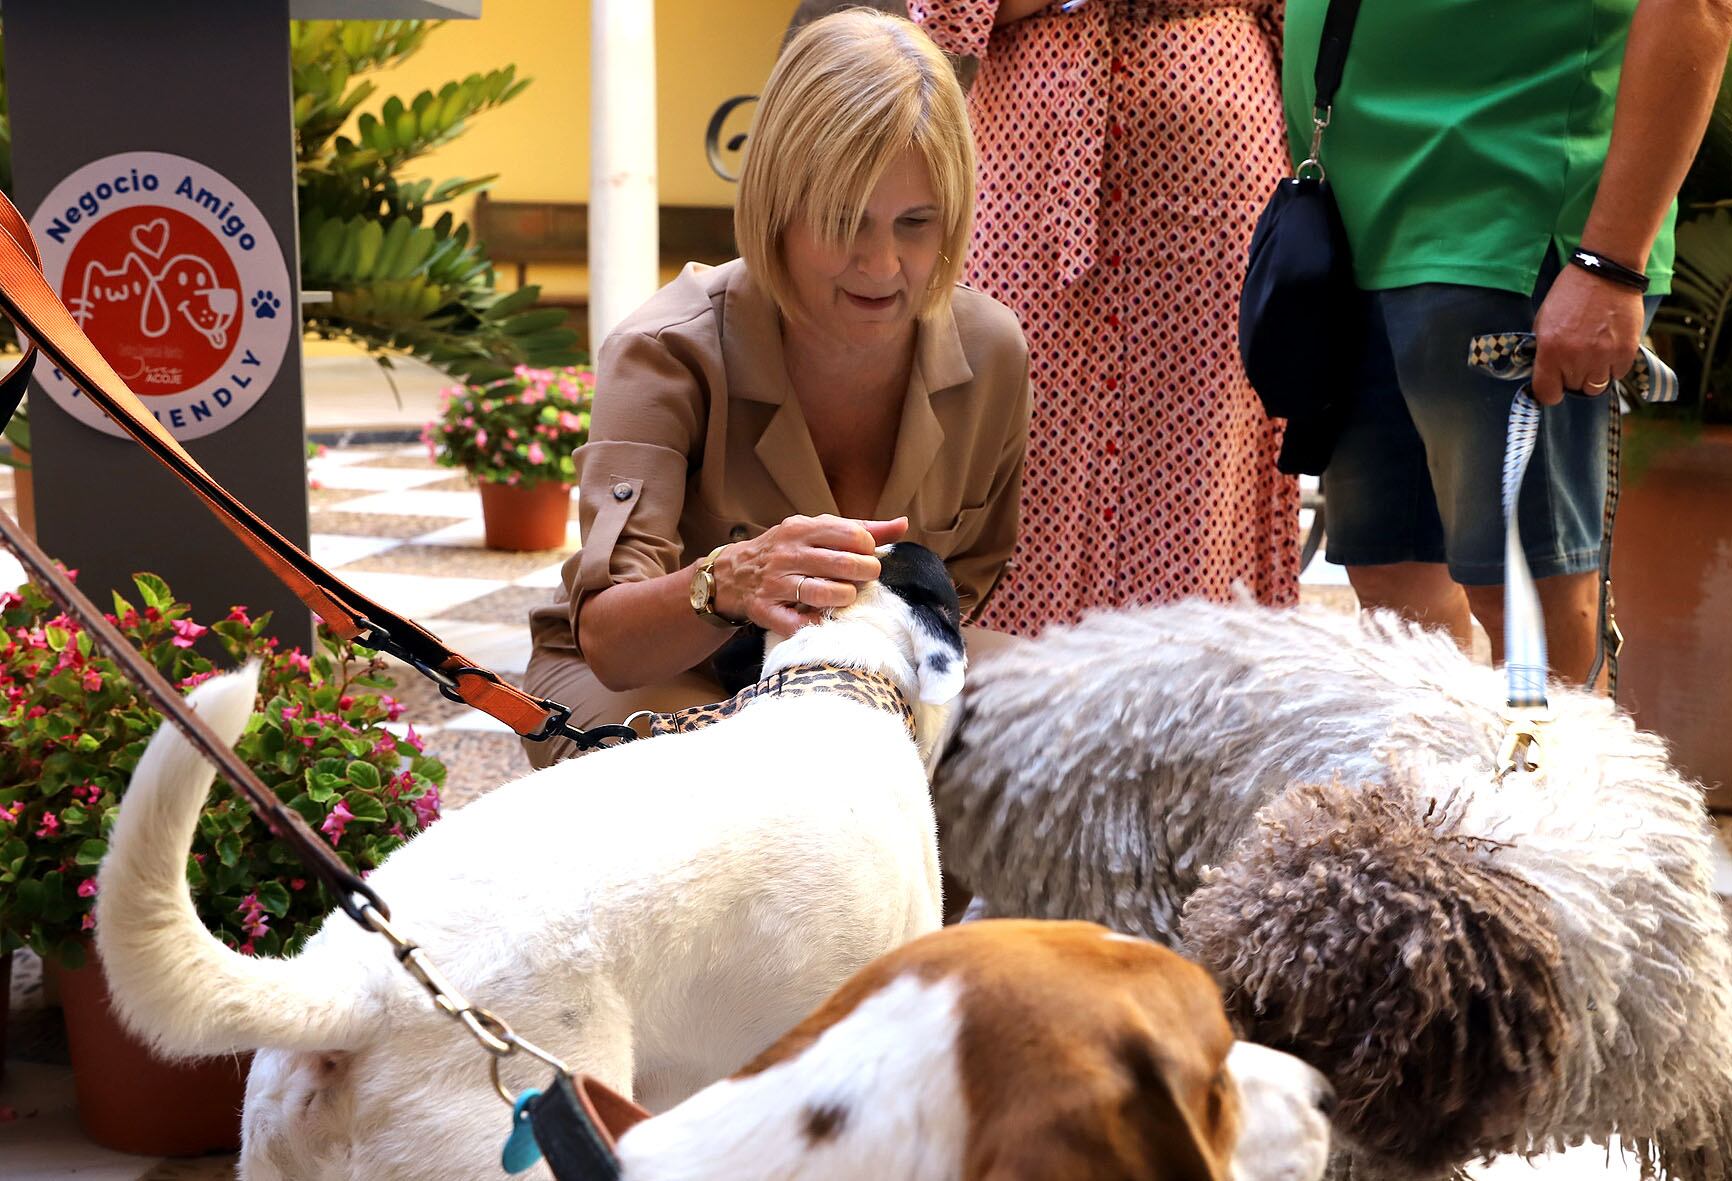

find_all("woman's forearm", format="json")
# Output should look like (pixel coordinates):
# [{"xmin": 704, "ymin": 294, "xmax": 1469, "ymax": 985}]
[{"xmin": 576, "ymin": 568, "xmax": 733, "ymax": 692}]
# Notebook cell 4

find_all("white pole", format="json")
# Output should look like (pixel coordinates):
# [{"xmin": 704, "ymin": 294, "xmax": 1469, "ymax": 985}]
[{"xmin": 589, "ymin": 0, "xmax": 660, "ymax": 348}]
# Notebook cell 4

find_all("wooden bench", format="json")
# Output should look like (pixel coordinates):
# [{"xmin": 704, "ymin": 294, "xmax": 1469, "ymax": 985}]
[{"xmin": 473, "ymin": 194, "xmax": 736, "ymax": 350}]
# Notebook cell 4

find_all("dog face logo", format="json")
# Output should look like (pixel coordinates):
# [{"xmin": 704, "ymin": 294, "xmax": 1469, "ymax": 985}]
[
  {"xmin": 63, "ymin": 208, "xmax": 242, "ymax": 390},
  {"xmin": 31, "ymin": 151, "xmax": 291, "ymax": 440}
]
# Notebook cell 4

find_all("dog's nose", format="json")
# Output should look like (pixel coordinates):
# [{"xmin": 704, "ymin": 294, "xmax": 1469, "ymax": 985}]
[{"xmin": 1314, "ymin": 1079, "xmax": 1337, "ymax": 1119}]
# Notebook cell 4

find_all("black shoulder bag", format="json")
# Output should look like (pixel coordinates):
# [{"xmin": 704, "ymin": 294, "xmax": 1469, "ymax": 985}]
[{"xmin": 1237, "ymin": 0, "xmax": 1365, "ymax": 476}]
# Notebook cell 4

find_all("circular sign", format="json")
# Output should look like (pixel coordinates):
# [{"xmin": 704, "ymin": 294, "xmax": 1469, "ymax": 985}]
[{"xmin": 29, "ymin": 152, "xmax": 292, "ymax": 440}]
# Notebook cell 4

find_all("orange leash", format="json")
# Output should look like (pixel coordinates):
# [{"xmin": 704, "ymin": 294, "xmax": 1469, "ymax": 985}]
[{"xmin": 0, "ymin": 189, "xmax": 628, "ymax": 750}]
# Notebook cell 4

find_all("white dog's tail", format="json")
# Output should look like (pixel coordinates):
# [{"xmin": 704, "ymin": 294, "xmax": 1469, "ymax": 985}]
[{"xmin": 96, "ymin": 665, "xmax": 369, "ymax": 1057}]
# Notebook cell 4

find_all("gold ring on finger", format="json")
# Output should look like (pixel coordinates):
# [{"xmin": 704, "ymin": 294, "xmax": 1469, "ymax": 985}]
[
  {"xmin": 796, "ymin": 575, "xmax": 809, "ymax": 606},
  {"xmin": 1584, "ymin": 377, "xmax": 1610, "ymax": 392}
]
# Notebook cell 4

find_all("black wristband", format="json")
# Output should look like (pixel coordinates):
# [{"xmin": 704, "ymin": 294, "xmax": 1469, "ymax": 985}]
[{"xmin": 1569, "ymin": 248, "xmax": 1650, "ymax": 293}]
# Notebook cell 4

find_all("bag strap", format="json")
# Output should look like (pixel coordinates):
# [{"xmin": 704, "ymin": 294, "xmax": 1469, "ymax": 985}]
[
  {"xmin": 0, "ymin": 188, "xmax": 622, "ymax": 749},
  {"xmin": 1313, "ymin": 0, "xmax": 1364, "ymax": 111},
  {"xmin": 1296, "ymin": 0, "xmax": 1364, "ymax": 179}
]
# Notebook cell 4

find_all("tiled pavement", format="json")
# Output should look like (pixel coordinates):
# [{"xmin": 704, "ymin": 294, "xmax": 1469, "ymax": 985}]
[{"xmin": 0, "ymin": 446, "xmax": 1700, "ymax": 1180}]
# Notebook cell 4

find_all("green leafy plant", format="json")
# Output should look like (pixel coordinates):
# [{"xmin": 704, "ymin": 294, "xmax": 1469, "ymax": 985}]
[
  {"xmin": 426, "ymin": 364, "xmax": 592, "ymax": 487},
  {"xmin": 292, "ymin": 20, "xmax": 582, "ymax": 385},
  {"xmin": 0, "ymin": 572, "xmax": 444, "ymax": 969}
]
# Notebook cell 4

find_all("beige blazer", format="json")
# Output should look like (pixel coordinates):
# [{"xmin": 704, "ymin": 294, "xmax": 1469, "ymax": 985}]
[{"xmin": 527, "ymin": 258, "xmax": 1031, "ymax": 669}]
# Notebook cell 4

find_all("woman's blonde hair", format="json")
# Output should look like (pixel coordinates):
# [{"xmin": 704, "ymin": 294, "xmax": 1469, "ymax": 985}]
[{"xmin": 735, "ymin": 9, "xmax": 975, "ymax": 322}]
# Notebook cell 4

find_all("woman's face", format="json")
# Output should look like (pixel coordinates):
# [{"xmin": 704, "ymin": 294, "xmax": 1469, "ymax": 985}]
[{"xmin": 782, "ymin": 147, "xmax": 944, "ymax": 350}]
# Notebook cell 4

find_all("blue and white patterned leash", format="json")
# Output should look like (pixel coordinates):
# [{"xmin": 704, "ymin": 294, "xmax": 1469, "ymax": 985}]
[{"xmin": 1466, "ymin": 333, "xmax": 1677, "ymax": 776}]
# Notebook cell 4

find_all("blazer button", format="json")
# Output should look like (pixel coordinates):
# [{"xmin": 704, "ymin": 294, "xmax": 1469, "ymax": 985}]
[
  {"xmin": 611, "ymin": 482, "xmax": 633, "ymax": 501},
  {"xmin": 729, "ymin": 525, "xmax": 750, "ymax": 541}
]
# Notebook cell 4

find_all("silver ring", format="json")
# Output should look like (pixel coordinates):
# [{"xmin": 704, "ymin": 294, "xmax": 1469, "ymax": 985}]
[
  {"xmin": 1584, "ymin": 377, "xmax": 1610, "ymax": 392},
  {"xmin": 795, "ymin": 575, "xmax": 808, "ymax": 606}
]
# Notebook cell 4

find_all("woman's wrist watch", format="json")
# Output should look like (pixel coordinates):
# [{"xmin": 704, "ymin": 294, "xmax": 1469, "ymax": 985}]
[{"xmin": 689, "ymin": 545, "xmax": 743, "ymax": 628}]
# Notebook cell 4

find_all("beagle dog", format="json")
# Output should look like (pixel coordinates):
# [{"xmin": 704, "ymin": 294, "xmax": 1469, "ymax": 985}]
[
  {"xmin": 96, "ymin": 544, "xmax": 968, "ymax": 1180},
  {"xmin": 574, "ymin": 920, "xmax": 1334, "ymax": 1181}
]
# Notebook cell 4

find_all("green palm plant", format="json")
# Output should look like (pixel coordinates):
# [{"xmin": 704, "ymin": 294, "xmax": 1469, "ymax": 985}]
[{"xmin": 291, "ymin": 20, "xmax": 580, "ymax": 385}]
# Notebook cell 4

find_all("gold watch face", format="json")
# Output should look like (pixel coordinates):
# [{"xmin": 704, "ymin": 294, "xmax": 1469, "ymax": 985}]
[{"xmin": 689, "ymin": 567, "xmax": 713, "ymax": 614}]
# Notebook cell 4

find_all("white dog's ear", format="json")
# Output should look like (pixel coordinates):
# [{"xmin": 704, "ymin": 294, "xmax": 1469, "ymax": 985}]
[
  {"xmin": 875, "ymin": 543, "xmax": 967, "ymax": 705},
  {"xmin": 910, "ymin": 617, "xmax": 966, "ymax": 705}
]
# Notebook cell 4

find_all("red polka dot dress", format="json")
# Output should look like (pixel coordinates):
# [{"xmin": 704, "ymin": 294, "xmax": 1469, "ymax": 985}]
[{"xmin": 910, "ymin": 0, "xmax": 1300, "ymax": 635}]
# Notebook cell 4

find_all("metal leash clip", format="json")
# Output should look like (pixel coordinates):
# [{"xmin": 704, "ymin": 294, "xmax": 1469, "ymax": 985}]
[{"xmin": 1495, "ymin": 706, "xmax": 1552, "ymax": 781}]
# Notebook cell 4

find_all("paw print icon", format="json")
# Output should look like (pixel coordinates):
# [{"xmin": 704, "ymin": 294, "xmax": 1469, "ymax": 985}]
[{"xmin": 251, "ymin": 290, "xmax": 282, "ymax": 319}]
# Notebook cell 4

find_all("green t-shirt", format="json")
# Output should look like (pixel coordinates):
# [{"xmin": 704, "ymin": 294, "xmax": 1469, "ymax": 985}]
[{"xmin": 1283, "ymin": 0, "xmax": 1675, "ymax": 296}]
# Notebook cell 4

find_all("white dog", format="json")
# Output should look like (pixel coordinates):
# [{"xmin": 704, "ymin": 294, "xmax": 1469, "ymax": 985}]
[{"xmin": 97, "ymin": 543, "xmax": 967, "ymax": 1180}]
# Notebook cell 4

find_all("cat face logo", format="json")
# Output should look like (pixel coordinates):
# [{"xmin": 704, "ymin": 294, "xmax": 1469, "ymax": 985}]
[{"xmin": 32, "ymin": 151, "xmax": 292, "ymax": 440}]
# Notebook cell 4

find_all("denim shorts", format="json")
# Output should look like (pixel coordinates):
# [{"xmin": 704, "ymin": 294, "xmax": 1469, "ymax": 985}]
[{"xmin": 1322, "ymin": 256, "xmax": 1662, "ymax": 586}]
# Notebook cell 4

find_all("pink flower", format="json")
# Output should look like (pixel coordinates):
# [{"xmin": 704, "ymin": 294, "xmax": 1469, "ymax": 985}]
[
  {"xmin": 287, "ymin": 650, "xmax": 312, "ymax": 674},
  {"xmin": 558, "ymin": 411, "xmax": 585, "ymax": 432},
  {"xmin": 411, "ymin": 786, "xmax": 441, "ymax": 829},
  {"xmin": 170, "ymin": 619, "xmax": 208, "ymax": 649},
  {"xmin": 177, "ymin": 670, "xmax": 217, "ymax": 690},
  {"xmin": 239, "ymin": 940, "xmax": 256, "ymax": 956},
  {"xmin": 370, "ymin": 733, "xmax": 398, "ymax": 759},
  {"xmin": 0, "ymin": 802, "xmax": 25, "ymax": 825},
  {"xmin": 0, "ymin": 591, "xmax": 21, "ymax": 611},
  {"xmin": 289, "ymin": 878, "xmax": 306, "ymax": 891},
  {"xmin": 321, "ymin": 800, "xmax": 355, "ymax": 846},
  {"xmin": 475, "ymin": 428, "xmax": 488, "ymax": 448},
  {"xmin": 383, "ymin": 697, "xmax": 405, "ymax": 722},
  {"xmin": 81, "ymin": 913, "xmax": 96, "ymax": 931},
  {"xmin": 226, "ymin": 605, "xmax": 252, "ymax": 625},
  {"xmin": 403, "ymin": 724, "xmax": 425, "ymax": 754},
  {"xmin": 81, "ymin": 668, "xmax": 103, "ymax": 693},
  {"xmin": 338, "ymin": 694, "xmax": 355, "ymax": 710},
  {"xmin": 35, "ymin": 812, "xmax": 59, "ymax": 838},
  {"xmin": 77, "ymin": 878, "xmax": 99, "ymax": 898},
  {"xmin": 527, "ymin": 442, "xmax": 546, "ymax": 465},
  {"xmin": 281, "ymin": 704, "xmax": 301, "ymax": 720}
]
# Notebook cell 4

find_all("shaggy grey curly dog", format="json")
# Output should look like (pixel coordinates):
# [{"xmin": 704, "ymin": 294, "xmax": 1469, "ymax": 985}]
[{"xmin": 934, "ymin": 601, "xmax": 1732, "ymax": 1179}]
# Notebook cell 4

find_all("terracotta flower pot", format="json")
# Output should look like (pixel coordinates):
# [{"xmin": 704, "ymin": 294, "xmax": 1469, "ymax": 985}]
[
  {"xmin": 54, "ymin": 942, "xmax": 248, "ymax": 1156},
  {"xmin": 478, "ymin": 479, "xmax": 572, "ymax": 551},
  {"xmin": 1611, "ymin": 423, "xmax": 1732, "ymax": 809}
]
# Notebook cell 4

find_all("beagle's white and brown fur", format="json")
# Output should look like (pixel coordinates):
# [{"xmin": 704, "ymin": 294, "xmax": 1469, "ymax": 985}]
[{"xmin": 588, "ymin": 919, "xmax": 1333, "ymax": 1181}]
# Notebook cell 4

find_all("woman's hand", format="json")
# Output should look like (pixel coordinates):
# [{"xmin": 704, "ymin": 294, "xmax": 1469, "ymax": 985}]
[{"xmin": 713, "ymin": 514, "xmax": 909, "ymax": 635}]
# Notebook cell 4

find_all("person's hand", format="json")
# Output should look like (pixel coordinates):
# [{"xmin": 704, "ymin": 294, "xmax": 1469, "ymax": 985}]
[
  {"xmin": 1530, "ymin": 264, "xmax": 1646, "ymax": 406},
  {"xmin": 712, "ymin": 514, "xmax": 908, "ymax": 635}
]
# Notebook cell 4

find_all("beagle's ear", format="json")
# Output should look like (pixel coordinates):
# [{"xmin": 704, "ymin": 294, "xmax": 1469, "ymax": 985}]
[{"xmin": 971, "ymin": 1034, "xmax": 1227, "ymax": 1181}]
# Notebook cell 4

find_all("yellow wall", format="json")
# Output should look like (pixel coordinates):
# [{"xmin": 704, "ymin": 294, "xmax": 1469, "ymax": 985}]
[{"xmin": 362, "ymin": 0, "xmax": 791, "ymax": 211}]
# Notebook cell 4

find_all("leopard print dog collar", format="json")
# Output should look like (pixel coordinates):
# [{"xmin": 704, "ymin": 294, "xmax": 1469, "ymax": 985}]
[{"xmin": 633, "ymin": 663, "xmax": 916, "ymax": 743}]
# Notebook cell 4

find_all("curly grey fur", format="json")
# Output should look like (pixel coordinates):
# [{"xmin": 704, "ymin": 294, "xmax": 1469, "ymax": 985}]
[{"xmin": 934, "ymin": 601, "xmax": 1732, "ymax": 1178}]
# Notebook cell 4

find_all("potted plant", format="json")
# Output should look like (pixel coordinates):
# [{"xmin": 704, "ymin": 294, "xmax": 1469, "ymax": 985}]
[
  {"xmin": 0, "ymin": 571, "xmax": 444, "ymax": 1155},
  {"xmin": 426, "ymin": 364, "xmax": 593, "ymax": 551},
  {"xmin": 1614, "ymin": 58, "xmax": 1732, "ymax": 808}
]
